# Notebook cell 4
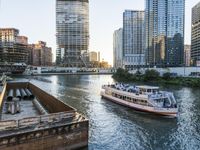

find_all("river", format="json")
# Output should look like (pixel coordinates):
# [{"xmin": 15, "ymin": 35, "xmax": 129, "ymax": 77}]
[{"xmin": 15, "ymin": 75, "xmax": 200, "ymax": 150}]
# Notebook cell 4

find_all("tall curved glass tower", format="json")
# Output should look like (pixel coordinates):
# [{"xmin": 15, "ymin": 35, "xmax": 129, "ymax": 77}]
[
  {"xmin": 145, "ymin": 0, "xmax": 185, "ymax": 67},
  {"xmin": 56, "ymin": 0, "xmax": 89, "ymax": 67}
]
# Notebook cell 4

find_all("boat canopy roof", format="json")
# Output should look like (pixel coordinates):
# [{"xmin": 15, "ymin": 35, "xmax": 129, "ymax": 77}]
[{"xmin": 136, "ymin": 85, "xmax": 159, "ymax": 90}]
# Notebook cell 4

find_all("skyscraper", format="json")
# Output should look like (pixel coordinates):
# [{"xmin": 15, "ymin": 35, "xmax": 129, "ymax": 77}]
[
  {"xmin": 98, "ymin": 51, "xmax": 100, "ymax": 62},
  {"xmin": 191, "ymin": 2, "xmax": 200, "ymax": 66},
  {"xmin": 56, "ymin": 0, "xmax": 89, "ymax": 67},
  {"xmin": 123, "ymin": 10, "xmax": 145, "ymax": 70},
  {"xmin": 89, "ymin": 51, "xmax": 97, "ymax": 62},
  {"xmin": 145, "ymin": 0, "xmax": 185, "ymax": 67},
  {"xmin": 29, "ymin": 41, "xmax": 53, "ymax": 66},
  {"xmin": 113, "ymin": 28, "xmax": 123, "ymax": 68},
  {"xmin": 184, "ymin": 45, "xmax": 191, "ymax": 67}
]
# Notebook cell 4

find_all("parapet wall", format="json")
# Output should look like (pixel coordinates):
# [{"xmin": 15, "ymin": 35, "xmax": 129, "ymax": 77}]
[{"xmin": 0, "ymin": 119, "xmax": 88, "ymax": 150}]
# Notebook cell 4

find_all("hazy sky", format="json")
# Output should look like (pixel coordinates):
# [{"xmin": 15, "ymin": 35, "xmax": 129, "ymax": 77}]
[{"xmin": 0, "ymin": 0, "xmax": 199, "ymax": 65}]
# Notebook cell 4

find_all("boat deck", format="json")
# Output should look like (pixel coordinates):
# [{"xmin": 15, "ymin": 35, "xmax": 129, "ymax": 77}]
[{"xmin": 1, "ymin": 99, "xmax": 39, "ymax": 121}]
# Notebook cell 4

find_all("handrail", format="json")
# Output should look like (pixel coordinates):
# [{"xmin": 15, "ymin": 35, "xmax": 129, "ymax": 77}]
[
  {"xmin": 0, "ymin": 111, "xmax": 77, "ymax": 131},
  {"xmin": 147, "ymin": 98, "xmax": 160, "ymax": 107}
]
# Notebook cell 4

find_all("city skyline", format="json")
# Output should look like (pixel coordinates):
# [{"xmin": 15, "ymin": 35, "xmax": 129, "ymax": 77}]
[{"xmin": 0, "ymin": 0, "xmax": 198, "ymax": 65}]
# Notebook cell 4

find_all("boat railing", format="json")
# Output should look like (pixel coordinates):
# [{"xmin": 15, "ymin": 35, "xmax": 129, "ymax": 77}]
[
  {"xmin": 148, "ymin": 90, "xmax": 174, "ymax": 99},
  {"xmin": 148, "ymin": 93, "xmax": 165, "ymax": 99},
  {"xmin": 148, "ymin": 98, "xmax": 163, "ymax": 108},
  {"xmin": 0, "ymin": 111, "xmax": 80, "ymax": 132},
  {"xmin": 166, "ymin": 92, "xmax": 177, "ymax": 105},
  {"xmin": 148, "ymin": 91, "xmax": 177, "ymax": 108}
]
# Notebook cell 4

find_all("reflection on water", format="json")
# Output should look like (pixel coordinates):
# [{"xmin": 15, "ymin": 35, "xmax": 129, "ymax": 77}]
[{"xmin": 15, "ymin": 75, "xmax": 200, "ymax": 150}]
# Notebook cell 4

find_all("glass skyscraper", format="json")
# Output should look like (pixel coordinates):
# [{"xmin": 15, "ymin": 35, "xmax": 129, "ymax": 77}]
[
  {"xmin": 191, "ymin": 2, "xmax": 200, "ymax": 66},
  {"xmin": 123, "ymin": 10, "xmax": 145, "ymax": 70},
  {"xmin": 145, "ymin": 0, "xmax": 185, "ymax": 67},
  {"xmin": 56, "ymin": 0, "xmax": 89, "ymax": 67}
]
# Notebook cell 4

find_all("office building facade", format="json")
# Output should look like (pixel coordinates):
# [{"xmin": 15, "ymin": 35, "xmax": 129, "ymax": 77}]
[
  {"xmin": 89, "ymin": 51, "xmax": 98, "ymax": 62},
  {"xmin": 56, "ymin": 0, "xmax": 89, "ymax": 67},
  {"xmin": 29, "ymin": 41, "xmax": 53, "ymax": 66},
  {"xmin": 184, "ymin": 45, "xmax": 191, "ymax": 67},
  {"xmin": 123, "ymin": 10, "xmax": 145, "ymax": 70},
  {"xmin": 145, "ymin": 0, "xmax": 185, "ymax": 67},
  {"xmin": 98, "ymin": 51, "xmax": 101, "ymax": 62},
  {"xmin": 191, "ymin": 2, "xmax": 200, "ymax": 66},
  {"xmin": 113, "ymin": 28, "xmax": 123, "ymax": 68}
]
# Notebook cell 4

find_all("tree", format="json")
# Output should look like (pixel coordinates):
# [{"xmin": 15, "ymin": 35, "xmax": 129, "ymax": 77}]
[
  {"xmin": 163, "ymin": 72, "xmax": 171, "ymax": 80},
  {"xmin": 144, "ymin": 69, "xmax": 160, "ymax": 81},
  {"xmin": 113, "ymin": 68, "xmax": 131, "ymax": 81}
]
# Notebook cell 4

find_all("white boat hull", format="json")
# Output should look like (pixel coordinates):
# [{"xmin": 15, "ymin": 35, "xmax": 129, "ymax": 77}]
[{"xmin": 101, "ymin": 91, "xmax": 178, "ymax": 117}]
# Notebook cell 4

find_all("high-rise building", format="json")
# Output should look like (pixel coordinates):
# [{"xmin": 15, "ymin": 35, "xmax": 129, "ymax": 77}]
[
  {"xmin": 184, "ymin": 45, "xmax": 191, "ymax": 67},
  {"xmin": 123, "ymin": 10, "xmax": 145, "ymax": 70},
  {"xmin": 0, "ymin": 28, "xmax": 29, "ymax": 64},
  {"xmin": 89, "ymin": 51, "xmax": 98, "ymax": 62},
  {"xmin": 191, "ymin": 2, "xmax": 200, "ymax": 66},
  {"xmin": 29, "ymin": 41, "xmax": 52, "ymax": 66},
  {"xmin": 113, "ymin": 28, "xmax": 123, "ymax": 68},
  {"xmin": 98, "ymin": 51, "xmax": 100, "ymax": 62},
  {"xmin": 56, "ymin": 0, "xmax": 89, "ymax": 67},
  {"xmin": 145, "ymin": 0, "xmax": 185, "ymax": 67}
]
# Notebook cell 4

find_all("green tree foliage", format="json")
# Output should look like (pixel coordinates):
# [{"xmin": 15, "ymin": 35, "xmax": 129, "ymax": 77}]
[
  {"xmin": 112, "ymin": 68, "xmax": 200, "ymax": 88},
  {"xmin": 144, "ymin": 69, "xmax": 160, "ymax": 81},
  {"xmin": 112, "ymin": 68, "xmax": 131, "ymax": 81},
  {"xmin": 163, "ymin": 72, "xmax": 171, "ymax": 80}
]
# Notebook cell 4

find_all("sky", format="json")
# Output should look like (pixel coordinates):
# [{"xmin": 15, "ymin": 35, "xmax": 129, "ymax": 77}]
[{"xmin": 0, "ymin": 0, "xmax": 199, "ymax": 65}]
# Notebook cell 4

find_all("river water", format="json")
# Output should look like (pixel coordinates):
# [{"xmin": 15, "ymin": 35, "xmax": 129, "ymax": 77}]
[{"xmin": 16, "ymin": 75, "xmax": 200, "ymax": 150}]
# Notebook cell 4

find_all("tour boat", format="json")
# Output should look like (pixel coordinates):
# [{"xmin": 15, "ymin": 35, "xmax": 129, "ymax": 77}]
[{"xmin": 101, "ymin": 83, "xmax": 178, "ymax": 117}]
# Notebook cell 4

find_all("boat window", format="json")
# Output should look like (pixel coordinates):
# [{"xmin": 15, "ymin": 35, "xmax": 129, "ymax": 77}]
[
  {"xmin": 147, "ymin": 89, "xmax": 151, "ymax": 93},
  {"xmin": 153, "ymin": 89, "xmax": 158, "ymax": 93}
]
